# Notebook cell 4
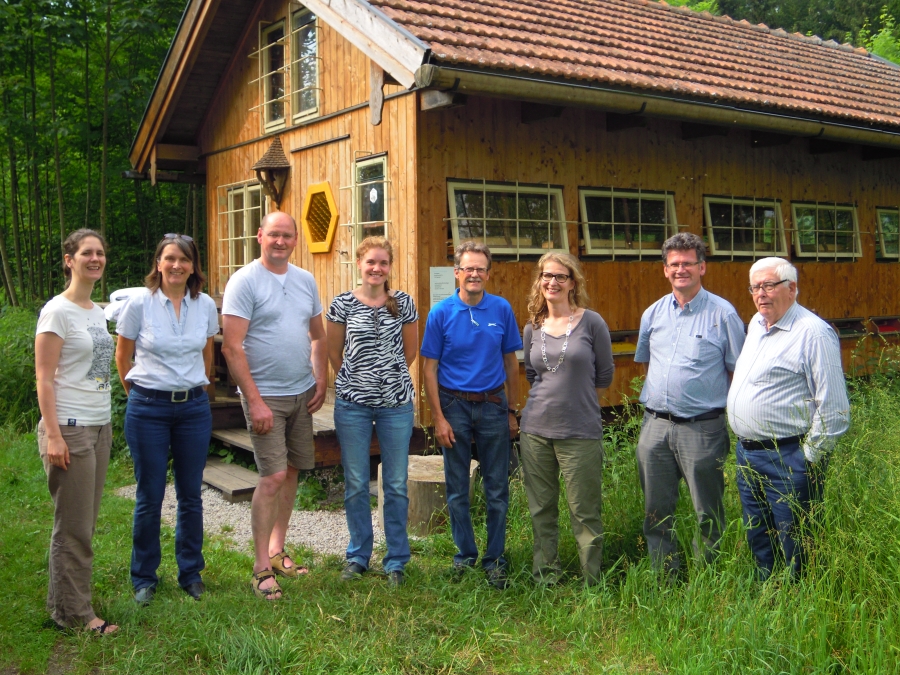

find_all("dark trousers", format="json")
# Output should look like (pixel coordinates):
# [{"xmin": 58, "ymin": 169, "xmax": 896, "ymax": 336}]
[{"xmin": 736, "ymin": 439, "xmax": 826, "ymax": 579}]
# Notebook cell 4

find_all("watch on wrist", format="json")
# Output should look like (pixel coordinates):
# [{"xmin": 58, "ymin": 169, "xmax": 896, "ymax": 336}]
[{"xmin": 508, "ymin": 408, "xmax": 517, "ymax": 415}]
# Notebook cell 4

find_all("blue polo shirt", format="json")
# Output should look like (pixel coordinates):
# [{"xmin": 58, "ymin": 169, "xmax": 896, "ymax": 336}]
[{"xmin": 421, "ymin": 290, "xmax": 522, "ymax": 392}]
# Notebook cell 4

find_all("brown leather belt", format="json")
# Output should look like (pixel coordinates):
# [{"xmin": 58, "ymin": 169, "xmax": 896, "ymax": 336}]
[
  {"xmin": 439, "ymin": 384, "xmax": 504, "ymax": 404},
  {"xmin": 646, "ymin": 408, "xmax": 724, "ymax": 424}
]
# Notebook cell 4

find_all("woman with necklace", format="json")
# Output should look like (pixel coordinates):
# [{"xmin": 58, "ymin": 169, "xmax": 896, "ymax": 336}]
[
  {"xmin": 326, "ymin": 237, "xmax": 418, "ymax": 587},
  {"xmin": 519, "ymin": 252, "xmax": 614, "ymax": 586},
  {"xmin": 36, "ymin": 229, "xmax": 117, "ymax": 634},
  {"xmin": 115, "ymin": 233, "xmax": 219, "ymax": 604}
]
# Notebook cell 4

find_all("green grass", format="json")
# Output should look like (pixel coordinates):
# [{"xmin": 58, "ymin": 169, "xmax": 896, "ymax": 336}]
[{"xmin": 3, "ymin": 374, "xmax": 900, "ymax": 673}]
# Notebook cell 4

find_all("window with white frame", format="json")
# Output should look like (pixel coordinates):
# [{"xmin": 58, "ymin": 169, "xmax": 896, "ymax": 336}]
[
  {"xmin": 218, "ymin": 183, "xmax": 265, "ymax": 286},
  {"xmin": 580, "ymin": 188, "xmax": 677, "ymax": 257},
  {"xmin": 876, "ymin": 207, "xmax": 900, "ymax": 260},
  {"xmin": 353, "ymin": 155, "xmax": 389, "ymax": 243},
  {"xmin": 291, "ymin": 8, "xmax": 318, "ymax": 120},
  {"xmin": 261, "ymin": 21, "xmax": 286, "ymax": 129},
  {"xmin": 704, "ymin": 196, "xmax": 787, "ymax": 257},
  {"xmin": 792, "ymin": 202, "xmax": 860, "ymax": 259},
  {"xmin": 448, "ymin": 180, "xmax": 567, "ymax": 255}
]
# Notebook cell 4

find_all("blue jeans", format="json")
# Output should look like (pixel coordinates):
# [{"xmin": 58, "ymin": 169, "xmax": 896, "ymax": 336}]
[
  {"xmin": 736, "ymin": 439, "xmax": 826, "ymax": 579},
  {"xmin": 125, "ymin": 389, "xmax": 212, "ymax": 589},
  {"xmin": 439, "ymin": 389, "xmax": 510, "ymax": 570},
  {"xmin": 334, "ymin": 398, "xmax": 413, "ymax": 573}
]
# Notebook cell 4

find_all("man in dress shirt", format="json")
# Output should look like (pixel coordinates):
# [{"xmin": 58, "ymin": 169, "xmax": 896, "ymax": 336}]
[
  {"xmin": 635, "ymin": 232, "xmax": 745, "ymax": 575},
  {"xmin": 222, "ymin": 211, "xmax": 327, "ymax": 599},
  {"xmin": 422, "ymin": 241, "xmax": 522, "ymax": 590},
  {"xmin": 728, "ymin": 257, "xmax": 849, "ymax": 579}
]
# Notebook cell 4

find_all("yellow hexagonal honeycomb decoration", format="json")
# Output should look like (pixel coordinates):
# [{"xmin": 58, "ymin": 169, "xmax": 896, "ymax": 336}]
[{"xmin": 300, "ymin": 181, "xmax": 339, "ymax": 253}]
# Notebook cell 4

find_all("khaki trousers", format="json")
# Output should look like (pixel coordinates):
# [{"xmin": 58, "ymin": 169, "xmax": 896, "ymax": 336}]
[
  {"xmin": 520, "ymin": 432, "xmax": 604, "ymax": 584},
  {"xmin": 38, "ymin": 420, "xmax": 112, "ymax": 628}
]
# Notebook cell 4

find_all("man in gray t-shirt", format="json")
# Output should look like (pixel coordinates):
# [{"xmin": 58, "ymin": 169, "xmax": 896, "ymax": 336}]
[
  {"xmin": 634, "ymin": 233, "xmax": 745, "ymax": 576},
  {"xmin": 222, "ymin": 211, "xmax": 326, "ymax": 600}
]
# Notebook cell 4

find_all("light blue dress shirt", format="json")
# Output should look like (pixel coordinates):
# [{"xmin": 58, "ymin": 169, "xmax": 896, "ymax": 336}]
[
  {"xmin": 635, "ymin": 287, "xmax": 745, "ymax": 418},
  {"xmin": 727, "ymin": 301, "xmax": 850, "ymax": 462},
  {"xmin": 116, "ymin": 288, "xmax": 219, "ymax": 391}
]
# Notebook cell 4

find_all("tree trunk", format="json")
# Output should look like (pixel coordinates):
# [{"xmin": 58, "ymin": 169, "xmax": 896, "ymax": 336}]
[
  {"xmin": 0, "ymin": 152, "xmax": 19, "ymax": 306},
  {"xmin": 50, "ymin": 37, "xmax": 66, "ymax": 263},
  {"xmin": 99, "ymin": 1, "xmax": 111, "ymax": 299},
  {"xmin": 29, "ymin": 31, "xmax": 45, "ymax": 299},
  {"xmin": 84, "ymin": 12, "xmax": 91, "ymax": 230},
  {"xmin": 4, "ymin": 92, "xmax": 25, "ymax": 299}
]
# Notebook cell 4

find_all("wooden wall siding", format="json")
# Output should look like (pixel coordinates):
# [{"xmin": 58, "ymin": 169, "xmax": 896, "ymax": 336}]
[
  {"xmin": 416, "ymin": 96, "xmax": 900, "ymax": 408},
  {"xmin": 198, "ymin": 0, "xmax": 402, "ymax": 155}
]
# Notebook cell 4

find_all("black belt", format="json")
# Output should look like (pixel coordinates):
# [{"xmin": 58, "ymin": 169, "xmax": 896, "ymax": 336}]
[
  {"xmin": 439, "ymin": 384, "xmax": 504, "ymax": 404},
  {"xmin": 739, "ymin": 435, "xmax": 803, "ymax": 450},
  {"xmin": 646, "ymin": 408, "xmax": 724, "ymax": 424},
  {"xmin": 130, "ymin": 383, "xmax": 206, "ymax": 403}
]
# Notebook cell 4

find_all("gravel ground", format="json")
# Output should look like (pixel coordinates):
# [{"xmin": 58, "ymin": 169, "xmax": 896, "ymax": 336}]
[{"xmin": 115, "ymin": 484, "xmax": 384, "ymax": 558}]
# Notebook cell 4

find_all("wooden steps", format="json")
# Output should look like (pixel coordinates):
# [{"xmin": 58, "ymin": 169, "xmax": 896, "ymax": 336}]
[{"xmin": 202, "ymin": 456, "xmax": 258, "ymax": 502}]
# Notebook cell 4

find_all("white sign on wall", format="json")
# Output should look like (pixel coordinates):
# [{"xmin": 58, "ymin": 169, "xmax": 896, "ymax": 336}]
[{"xmin": 430, "ymin": 267, "xmax": 456, "ymax": 308}]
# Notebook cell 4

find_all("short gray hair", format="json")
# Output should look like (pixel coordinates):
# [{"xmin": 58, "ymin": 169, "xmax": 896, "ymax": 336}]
[
  {"xmin": 661, "ymin": 232, "xmax": 706, "ymax": 263},
  {"xmin": 748, "ymin": 257, "xmax": 797, "ymax": 283},
  {"xmin": 454, "ymin": 240, "xmax": 493, "ymax": 270}
]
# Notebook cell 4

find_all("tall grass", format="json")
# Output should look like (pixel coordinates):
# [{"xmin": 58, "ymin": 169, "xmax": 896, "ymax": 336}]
[{"xmin": 0, "ymin": 305, "xmax": 39, "ymax": 430}]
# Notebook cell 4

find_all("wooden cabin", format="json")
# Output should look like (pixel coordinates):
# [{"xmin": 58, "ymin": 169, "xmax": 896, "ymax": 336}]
[{"xmin": 129, "ymin": 0, "xmax": 900, "ymax": 437}]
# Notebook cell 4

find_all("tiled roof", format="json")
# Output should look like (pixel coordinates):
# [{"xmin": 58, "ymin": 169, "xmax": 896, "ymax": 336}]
[
  {"xmin": 251, "ymin": 137, "xmax": 291, "ymax": 170},
  {"xmin": 369, "ymin": 0, "xmax": 900, "ymax": 129}
]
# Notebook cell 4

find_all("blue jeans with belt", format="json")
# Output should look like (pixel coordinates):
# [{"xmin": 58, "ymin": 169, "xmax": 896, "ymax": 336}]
[
  {"xmin": 334, "ymin": 398, "xmax": 413, "ymax": 573},
  {"xmin": 125, "ymin": 389, "xmax": 211, "ymax": 590},
  {"xmin": 736, "ymin": 439, "xmax": 826, "ymax": 579},
  {"xmin": 439, "ymin": 389, "xmax": 510, "ymax": 570}
]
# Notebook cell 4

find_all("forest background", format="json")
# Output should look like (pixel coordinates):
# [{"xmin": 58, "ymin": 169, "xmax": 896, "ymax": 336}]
[{"xmin": 0, "ymin": 0, "xmax": 899, "ymax": 308}]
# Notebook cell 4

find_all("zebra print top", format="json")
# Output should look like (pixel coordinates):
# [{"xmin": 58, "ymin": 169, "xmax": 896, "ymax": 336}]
[{"xmin": 326, "ymin": 290, "xmax": 418, "ymax": 407}]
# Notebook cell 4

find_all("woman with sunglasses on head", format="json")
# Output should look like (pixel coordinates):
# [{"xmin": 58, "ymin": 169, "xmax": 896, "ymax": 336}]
[
  {"xmin": 325, "ymin": 237, "xmax": 418, "ymax": 587},
  {"xmin": 35, "ymin": 229, "xmax": 117, "ymax": 634},
  {"xmin": 115, "ymin": 233, "xmax": 219, "ymax": 604},
  {"xmin": 519, "ymin": 253, "xmax": 614, "ymax": 586}
]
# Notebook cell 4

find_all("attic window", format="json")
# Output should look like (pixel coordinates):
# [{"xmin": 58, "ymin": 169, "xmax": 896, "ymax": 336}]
[
  {"xmin": 261, "ymin": 21, "xmax": 286, "ymax": 129},
  {"xmin": 580, "ymin": 188, "xmax": 678, "ymax": 258},
  {"xmin": 448, "ymin": 180, "xmax": 568, "ymax": 256},
  {"xmin": 876, "ymin": 208, "xmax": 899, "ymax": 260},
  {"xmin": 792, "ymin": 202, "xmax": 860, "ymax": 260},
  {"xmin": 704, "ymin": 196, "xmax": 787, "ymax": 258},
  {"xmin": 291, "ymin": 8, "xmax": 318, "ymax": 120}
]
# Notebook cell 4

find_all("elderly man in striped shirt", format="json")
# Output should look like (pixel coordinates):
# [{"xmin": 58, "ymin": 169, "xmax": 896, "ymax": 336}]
[{"xmin": 728, "ymin": 257, "xmax": 850, "ymax": 579}]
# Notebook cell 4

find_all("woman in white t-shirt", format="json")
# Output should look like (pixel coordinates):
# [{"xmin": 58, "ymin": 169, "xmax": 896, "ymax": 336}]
[
  {"xmin": 115, "ymin": 234, "xmax": 218, "ymax": 604},
  {"xmin": 35, "ymin": 229, "xmax": 117, "ymax": 634}
]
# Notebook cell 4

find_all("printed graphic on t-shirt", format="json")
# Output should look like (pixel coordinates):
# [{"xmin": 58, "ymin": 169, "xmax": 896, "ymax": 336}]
[{"xmin": 86, "ymin": 324, "xmax": 114, "ymax": 390}]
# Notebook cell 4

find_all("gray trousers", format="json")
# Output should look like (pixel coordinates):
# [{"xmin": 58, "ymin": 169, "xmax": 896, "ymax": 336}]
[
  {"xmin": 636, "ymin": 412, "xmax": 728, "ymax": 571},
  {"xmin": 38, "ymin": 421, "xmax": 112, "ymax": 628},
  {"xmin": 520, "ymin": 432, "xmax": 604, "ymax": 584}
]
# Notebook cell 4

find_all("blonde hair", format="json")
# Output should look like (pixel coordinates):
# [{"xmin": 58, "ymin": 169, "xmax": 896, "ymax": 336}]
[
  {"xmin": 527, "ymin": 252, "xmax": 590, "ymax": 328},
  {"xmin": 356, "ymin": 236, "xmax": 399, "ymax": 317}
]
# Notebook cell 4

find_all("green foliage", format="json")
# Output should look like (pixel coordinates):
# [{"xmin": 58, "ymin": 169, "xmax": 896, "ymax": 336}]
[
  {"xmin": 855, "ymin": 6, "xmax": 900, "ymax": 63},
  {"xmin": 666, "ymin": 0, "xmax": 720, "ymax": 13},
  {"xmin": 0, "ymin": 305, "xmax": 38, "ymax": 430}
]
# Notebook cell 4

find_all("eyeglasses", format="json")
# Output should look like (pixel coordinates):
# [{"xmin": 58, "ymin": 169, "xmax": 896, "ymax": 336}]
[
  {"xmin": 164, "ymin": 233, "xmax": 193, "ymax": 242},
  {"xmin": 540, "ymin": 272, "xmax": 571, "ymax": 283},
  {"xmin": 665, "ymin": 262, "xmax": 701, "ymax": 270},
  {"xmin": 749, "ymin": 279, "xmax": 789, "ymax": 295},
  {"xmin": 457, "ymin": 266, "xmax": 488, "ymax": 276}
]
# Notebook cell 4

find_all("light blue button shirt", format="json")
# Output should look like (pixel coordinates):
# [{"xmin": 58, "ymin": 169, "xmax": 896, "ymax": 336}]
[
  {"xmin": 116, "ymin": 288, "xmax": 219, "ymax": 391},
  {"xmin": 635, "ymin": 287, "xmax": 745, "ymax": 417}
]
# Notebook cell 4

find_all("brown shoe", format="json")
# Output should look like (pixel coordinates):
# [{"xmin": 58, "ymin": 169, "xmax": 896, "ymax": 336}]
[
  {"xmin": 251, "ymin": 569, "xmax": 282, "ymax": 600},
  {"xmin": 270, "ymin": 550, "xmax": 309, "ymax": 578}
]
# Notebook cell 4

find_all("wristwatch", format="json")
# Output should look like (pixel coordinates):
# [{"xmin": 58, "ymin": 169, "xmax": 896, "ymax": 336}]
[{"xmin": 508, "ymin": 408, "xmax": 518, "ymax": 415}]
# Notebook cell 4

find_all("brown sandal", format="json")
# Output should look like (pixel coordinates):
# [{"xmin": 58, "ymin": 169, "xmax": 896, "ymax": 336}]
[
  {"xmin": 251, "ymin": 569, "xmax": 282, "ymax": 600},
  {"xmin": 270, "ymin": 550, "xmax": 309, "ymax": 578}
]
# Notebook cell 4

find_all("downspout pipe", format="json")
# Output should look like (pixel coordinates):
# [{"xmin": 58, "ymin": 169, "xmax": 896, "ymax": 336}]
[{"xmin": 415, "ymin": 64, "xmax": 900, "ymax": 151}]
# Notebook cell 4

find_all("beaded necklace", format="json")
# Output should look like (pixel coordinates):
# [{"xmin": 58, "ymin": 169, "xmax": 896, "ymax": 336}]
[{"xmin": 540, "ymin": 314, "xmax": 574, "ymax": 372}]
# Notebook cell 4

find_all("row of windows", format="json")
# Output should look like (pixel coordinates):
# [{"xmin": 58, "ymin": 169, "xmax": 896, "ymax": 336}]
[
  {"xmin": 258, "ymin": 8, "xmax": 319, "ymax": 131},
  {"xmin": 448, "ymin": 181, "xmax": 899, "ymax": 261}
]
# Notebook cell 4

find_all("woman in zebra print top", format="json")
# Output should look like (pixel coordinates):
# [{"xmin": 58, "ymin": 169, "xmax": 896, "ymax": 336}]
[{"xmin": 326, "ymin": 237, "xmax": 418, "ymax": 586}]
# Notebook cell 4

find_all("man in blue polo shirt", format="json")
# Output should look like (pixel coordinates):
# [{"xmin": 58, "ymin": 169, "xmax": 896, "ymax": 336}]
[{"xmin": 422, "ymin": 241, "xmax": 522, "ymax": 589}]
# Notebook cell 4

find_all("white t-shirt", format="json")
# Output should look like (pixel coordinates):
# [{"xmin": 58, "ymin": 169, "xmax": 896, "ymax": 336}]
[
  {"xmin": 221, "ymin": 259, "xmax": 322, "ymax": 396},
  {"xmin": 36, "ymin": 295, "xmax": 114, "ymax": 426}
]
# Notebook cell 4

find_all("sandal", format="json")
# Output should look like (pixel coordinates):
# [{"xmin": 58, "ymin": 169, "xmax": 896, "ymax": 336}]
[
  {"xmin": 251, "ymin": 569, "xmax": 282, "ymax": 600},
  {"xmin": 88, "ymin": 620, "xmax": 118, "ymax": 635},
  {"xmin": 270, "ymin": 550, "xmax": 309, "ymax": 578}
]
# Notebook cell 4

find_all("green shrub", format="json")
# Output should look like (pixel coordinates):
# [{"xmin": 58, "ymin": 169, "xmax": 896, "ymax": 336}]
[{"xmin": 0, "ymin": 306, "xmax": 39, "ymax": 431}]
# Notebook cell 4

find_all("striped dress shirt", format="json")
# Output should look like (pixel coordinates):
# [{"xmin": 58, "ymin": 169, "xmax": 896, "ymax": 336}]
[{"xmin": 727, "ymin": 301, "xmax": 850, "ymax": 462}]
